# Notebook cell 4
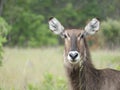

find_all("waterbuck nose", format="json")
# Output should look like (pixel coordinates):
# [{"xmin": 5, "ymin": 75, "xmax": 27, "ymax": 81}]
[{"xmin": 69, "ymin": 51, "xmax": 78, "ymax": 60}]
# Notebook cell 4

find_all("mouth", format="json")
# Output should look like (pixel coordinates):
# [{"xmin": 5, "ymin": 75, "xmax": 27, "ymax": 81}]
[
  {"xmin": 69, "ymin": 59, "xmax": 80, "ymax": 64},
  {"xmin": 68, "ymin": 58, "xmax": 81, "ymax": 64}
]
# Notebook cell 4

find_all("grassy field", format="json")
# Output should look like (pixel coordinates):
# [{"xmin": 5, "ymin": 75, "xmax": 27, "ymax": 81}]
[{"xmin": 0, "ymin": 47, "xmax": 120, "ymax": 90}]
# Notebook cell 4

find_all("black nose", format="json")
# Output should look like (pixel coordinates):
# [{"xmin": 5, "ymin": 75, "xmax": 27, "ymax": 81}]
[{"xmin": 69, "ymin": 52, "xmax": 78, "ymax": 60}]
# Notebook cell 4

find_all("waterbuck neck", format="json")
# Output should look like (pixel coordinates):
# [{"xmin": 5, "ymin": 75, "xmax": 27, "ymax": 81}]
[{"xmin": 64, "ymin": 37, "xmax": 99, "ymax": 90}]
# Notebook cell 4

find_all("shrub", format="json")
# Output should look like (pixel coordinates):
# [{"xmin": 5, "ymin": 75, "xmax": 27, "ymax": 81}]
[
  {"xmin": 27, "ymin": 73, "xmax": 67, "ymax": 90},
  {"xmin": 7, "ymin": 12, "xmax": 58, "ymax": 47},
  {"xmin": 99, "ymin": 19, "xmax": 120, "ymax": 49},
  {"xmin": 0, "ymin": 17, "xmax": 11, "ymax": 65},
  {"xmin": 39, "ymin": 73, "xmax": 67, "ymax": 90}
]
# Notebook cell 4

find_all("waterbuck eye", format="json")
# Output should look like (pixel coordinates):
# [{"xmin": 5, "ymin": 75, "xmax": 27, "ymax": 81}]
[
  {"xmin": 77, "ymin": 33, "xmax": 84, "ymax": 40},
  {"xmin": 80, "ymin": 34, "xmax": 84, "ymax": 38},
  {"xmin": 64, "ymin": 34, "xmax": 67, "ymax": 38},
  {"xmin": 63, "ymin": 33, "xmax": 70, "ymax": 39}
]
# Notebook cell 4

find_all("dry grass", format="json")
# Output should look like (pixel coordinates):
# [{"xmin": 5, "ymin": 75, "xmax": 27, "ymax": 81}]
[{"xmin": 0, "ymin": 47, "xmax": 120, "ymax": 90}]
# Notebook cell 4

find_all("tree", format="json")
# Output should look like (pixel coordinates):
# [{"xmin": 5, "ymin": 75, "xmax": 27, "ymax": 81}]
[
  {"xmin": 0, "ymin": 0, "xmax": 5, "ymax": 15},
  {"xmin": 2, "ymin": 0, "xmax": 120, "ymax": 47}
]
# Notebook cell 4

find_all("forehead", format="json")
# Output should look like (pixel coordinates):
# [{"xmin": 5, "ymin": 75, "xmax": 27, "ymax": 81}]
[{"xmin": 65, "ymin": 29, "xmax": 83, "ymax": 36}]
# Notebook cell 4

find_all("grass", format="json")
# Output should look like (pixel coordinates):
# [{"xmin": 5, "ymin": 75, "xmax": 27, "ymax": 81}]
[{"xmin": 0, "ymin": 47, "xmax": 120, "ymax": 90}]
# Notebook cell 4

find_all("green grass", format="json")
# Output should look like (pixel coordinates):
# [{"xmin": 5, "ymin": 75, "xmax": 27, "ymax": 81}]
[{"xmin": 0, "ymin": 47, "xmax": 120, "ymax": 90}]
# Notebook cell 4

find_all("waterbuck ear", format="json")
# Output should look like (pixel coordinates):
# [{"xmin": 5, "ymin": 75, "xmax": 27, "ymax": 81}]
[
  {"xmin": 84, "ymin": 18, "xmax": 100, "ymax": 36},
  {"xmin": 48, "ymin": 17, "xmax": 65, "ymax": 37}
]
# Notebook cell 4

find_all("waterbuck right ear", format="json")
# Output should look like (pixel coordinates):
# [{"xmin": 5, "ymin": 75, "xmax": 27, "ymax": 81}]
[
  {"xmin": 48, "ymin": 17, "xmax": 65, "ymax": 37},
  {"xmin": 84, "ymin": 18, "xmax": 100, "ymax": 36}
]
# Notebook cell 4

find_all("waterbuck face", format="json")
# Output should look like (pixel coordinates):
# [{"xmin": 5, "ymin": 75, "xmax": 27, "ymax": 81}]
[
  {"xmin": 48, "ymin": 17, "xmax": 100, "ymax": 64},
  {"xmin": 63, "ymin": 29, "xmax": 85, "ymax": 64}
]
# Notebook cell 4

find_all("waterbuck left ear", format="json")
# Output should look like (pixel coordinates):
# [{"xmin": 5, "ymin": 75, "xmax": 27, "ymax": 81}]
[
  {"xmin": 84, "ymin": 18, "xmax": 100, "ymax": 36},
  {"xmin": 48, "ymin": 17, "xmax": 65, "ymax": 37}
]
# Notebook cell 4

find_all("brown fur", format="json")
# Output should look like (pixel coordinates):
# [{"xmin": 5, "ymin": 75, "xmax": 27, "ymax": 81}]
[{"xmin": 63, "ymin": 29, "xmax": 120, "ymax": 90}]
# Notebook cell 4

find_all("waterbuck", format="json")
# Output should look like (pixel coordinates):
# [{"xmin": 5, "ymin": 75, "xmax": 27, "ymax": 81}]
[{"xmin": 48, "ymin": 17, "xmax": 120, "ymax": 90}]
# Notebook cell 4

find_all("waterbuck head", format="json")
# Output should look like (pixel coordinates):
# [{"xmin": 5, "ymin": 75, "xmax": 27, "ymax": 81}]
[{"xmin": 48, "ymin": 17, "xmax": 100, "ymax": 65}]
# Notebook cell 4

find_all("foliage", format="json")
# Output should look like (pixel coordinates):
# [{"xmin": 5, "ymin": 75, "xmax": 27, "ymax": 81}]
[
  {"xmin": 39, "ymin": 73, "xmax": 67, "ymax": 90},
  {"xmin": 2, "ymin": 0, "xmax": 120, "ymax": 47},
  {"xmin": 27, "ymin": 73, "xmax": 67, "ymax": 90},
  {"xmin": 0, "ymin": 17, "xmax": 10, "ymax": 65},
  {"xmin": 27, "ymin": 84, "xmax": 39, "ymax": 90},
  {"xmin": 7, "ymin": 12, "xmax": 58, "ymax": 47},
  {"xmin": 100, "ymin": 19, "xmax": 120, "ymax": 49},
  {"xmin": 3, "ymin": 0, "xmax": 58, "ymax": 47}
]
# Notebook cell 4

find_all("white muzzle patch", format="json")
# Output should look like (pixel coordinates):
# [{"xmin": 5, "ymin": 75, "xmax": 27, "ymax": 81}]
[{"xmin": 67, "ymin": 51, "xmax": 80, "ymax": 64}]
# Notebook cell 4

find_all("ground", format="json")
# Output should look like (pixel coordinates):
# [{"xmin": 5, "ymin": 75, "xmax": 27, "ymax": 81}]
[{"xmin": 0, "ymin": 47, "xmax": 120, "ymax": 90}]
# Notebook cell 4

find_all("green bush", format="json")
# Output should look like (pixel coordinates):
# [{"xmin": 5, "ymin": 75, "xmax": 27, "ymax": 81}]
[
  {"xmin": 7, "ymin": 12, "xmax": 58, "ymax": 47},
  {"xmin": 100, "ymin": 19, "xmax": 120, "ymax": 49},
  {"xmin": 27, "ymin": 73, "xmax": 67, "ymax": 90},
  {"xmin": 0, "ymin": 17, "xmax": 11, "ymax": 65},
  {"xmin": 39, "ymin": 73, "xmax": 67, "ymax": 90}
]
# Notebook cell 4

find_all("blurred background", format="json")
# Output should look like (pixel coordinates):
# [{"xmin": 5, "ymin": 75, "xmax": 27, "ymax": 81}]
[{"xmin": 0, "ymin": 0, "xmax": 120, "ymax": 90}]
